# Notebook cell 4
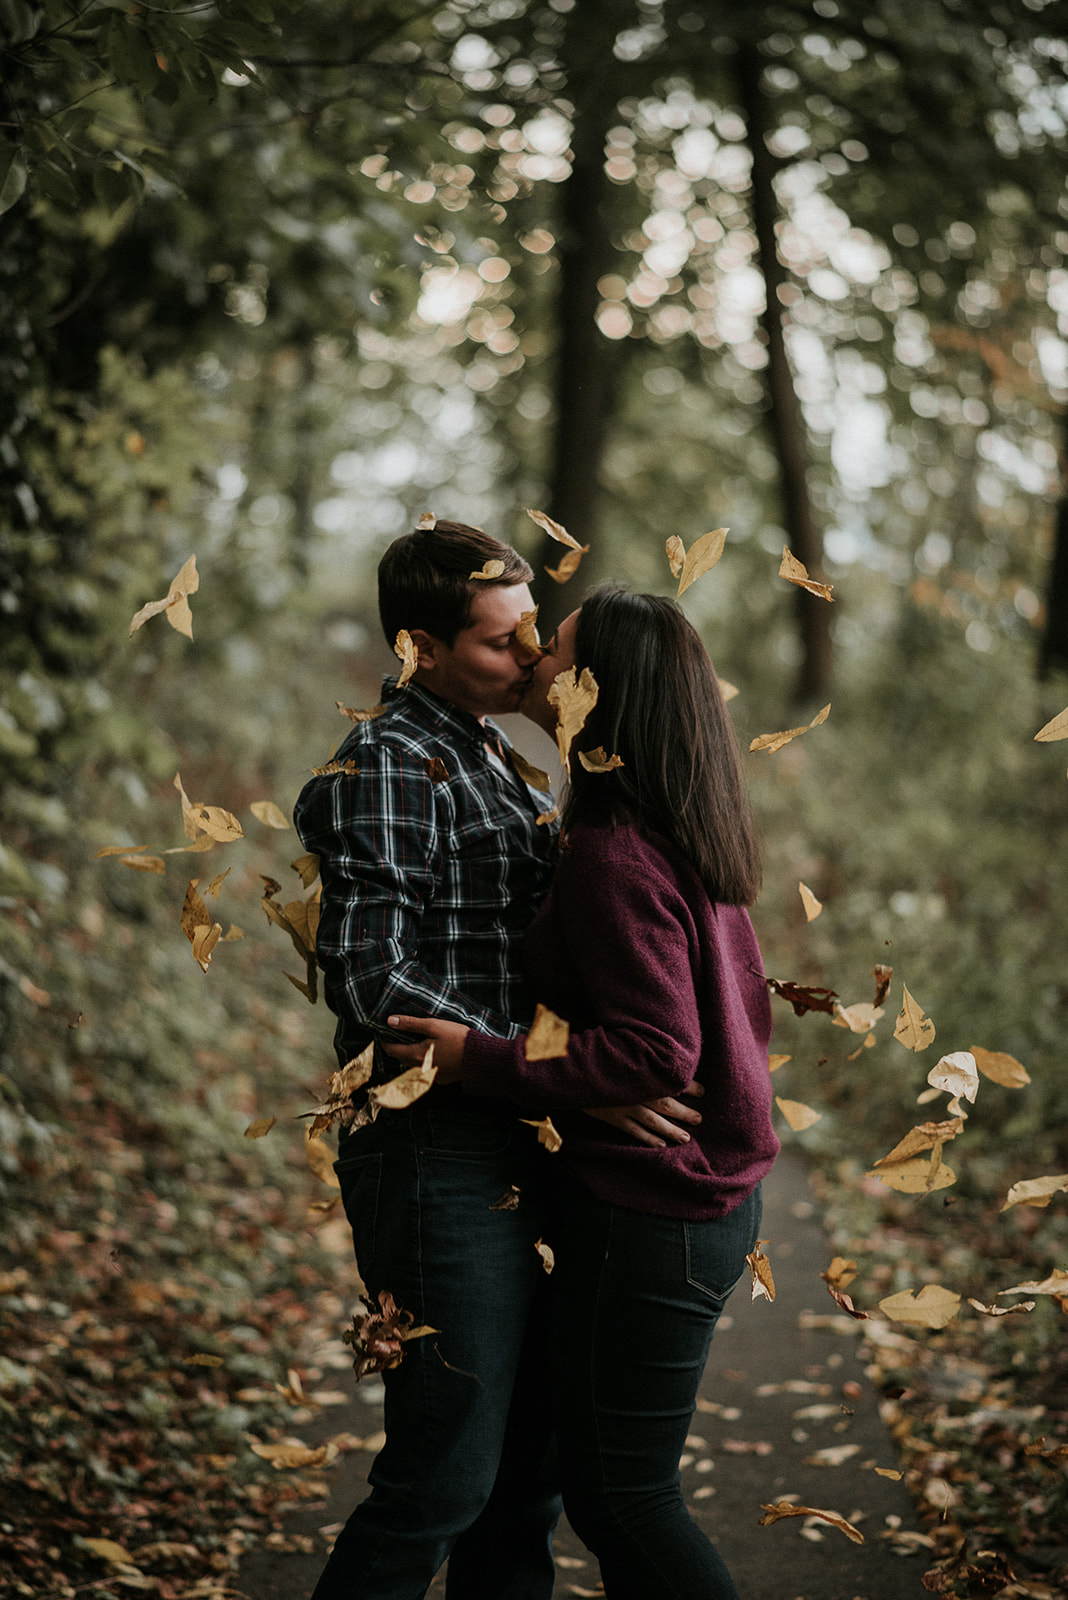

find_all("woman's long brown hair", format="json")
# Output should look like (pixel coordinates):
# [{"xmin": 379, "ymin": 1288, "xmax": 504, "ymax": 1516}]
[{"xmin": 562, "ymin": 587, "xmax": 762, "ymax": 906}]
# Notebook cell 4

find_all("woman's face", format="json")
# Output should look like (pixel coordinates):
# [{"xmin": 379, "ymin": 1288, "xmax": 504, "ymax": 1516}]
[{"xmin": 521, "ymin": 608, "xmax": 578, "ymax": 737}]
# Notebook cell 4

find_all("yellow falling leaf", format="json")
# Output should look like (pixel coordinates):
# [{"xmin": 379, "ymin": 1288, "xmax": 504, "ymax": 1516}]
[
  {"xmin": 578, "ymin": 746, "xmax": 624, "ymax": 773},
  {"xmin": 875, "ymin": 1468, "xmax": 904, "ymax": 1480},
  {"xmin": 927, "ymin": 1051, "xmax": 978, "ymax": 1105},
  {"xmin": 394, "ymin": 629, "xmax": 417, "ymax": 687},
  {"xmin": 872, "ymin": 1119, "xmax": 963, "ymax": 1168},
  {"xmin": 119, "ymin": 853, "xmax": 165, "ymax": 873},
  {"xmin": 544, "ymin": 544, "xmax": 589, "ymax": 584},
  {"xmin": 968, "ymin": 1298, "xmax": 1036, "ymax": 1317},
  {"xmin": 768, "ymin": 1053, "xmax": 791, "ymax": 1073},
  {"xmin": 337, "ymin": 701, "xmax": 387, "ymax": 723},
  {"xmin": 370, "ymin": 1055, "xmax": 438, "ymax": 1112},
  {"xmin": 244, "ymin": 1117, "xmax": 276, "ymax": 1139},
  {"xmin": 970, "ymin": 1045, "xmax": 1030, "ymax": 1088},
  {"xmin": 470, "ymin": 559, "xmax": 506, "ymax": 580},
  {"xmin": 878, "ymin": 1284, "xmax": 961, "ymax": 1328},
  {"xmin": 750, "ymin": 704, "xmax": 830, "ymax": 754},
  {"xmin": 866, "ymin": 1154, "xmax": 956, "ymax": 1194},
  {"xmin": 717, "ymin": 677, "xmax": 739, "ymax": 702},
  {"xmin": 547, "ymin": 666, "xmax": 599, "ymax": 772},
  {"xmin": 306, "ymin": 1135, "xmax": 340, "ymax": 1188},
  {"xmin": 1034, "ymin": 707, "xmax": 1068, "ymax": 741},
  {"xmin": 95, "ymin": 842, "xmax": 149, "ymax": 857},
  {"xmin": 250, "ymin": 800, "xmax": 290, "ymax": 830},
  {"xmin": 205, "ymin": 868, "xmax": 230, "ymax": 898},
  {"xmin": 313, "ymin": 758, "xmax": 359, "ymax": 777},
  {"xmin": 516, "ymin": 607, "xmax": 541, "ymax": 655},
  {"xmin": 521, "ymin": 1115, "xmax": 563, "ymax": 1153},
  {"xmin": 747, "ymin": 1240, "xmax": 775, "ymax": 1302},
  {"xmin": 526, "ymin": 507, "xmax": 584, "ymax": 550},
  {"xmin": 998, "ymin": 1269, "xmax": 1068, "ymax": 1298},
  {"xmin": 822, "ymin": 1257, "xmax": 857, "ymax": 1292},
  {"xmin": 893, "ymin": 985, "xmax": 936, "ymax": 1051},
  {"xmin": 778, "ymin": 547, "xmax": 835, "ymax": 602},
  {"xmin": 525, "ymin": 1003, "xmax": 569, "ymax": 1060},
  {"xmin": 129, "ymin": 554, "xmax": 199, "ymax": 639},
  {"xmin": 672, "ymin": 527, "xmax": 728, "ymax": 598},
  {"xmin": 536, "ymin": 805, "xmax": 560, "ymax": 827},
  {"xmin": 775, "ymin": 1097, "xmax": 822, "ymax": 1132},
  {"xmin": 758, "ymin": 1502, "xmax": 864, "ymax": 1544},
  {"xmin": 799, "ymin": 882, "xmax": 822, "ymax": 921},
  {"xmin": 534, "ymin": 1237, "xmax": 555, "ymax": 1273},
  {"xmin": 1001, "ymin": 1174, "xmax": 1068, "ymax": 1211},
  {"xmin": 417, "ymin": 512, "xmax": 437, "ymax": 530},
  {"xmin": 509, "ymin": 747, "xmax": 552, "ymax": 792},
  {"xmin": 665, "ymin": 534, "xmax": 685, "ymax": 577},
  {"xmin": 834, "ymin": 1001, "xmax": 884, "ymax": 1034},
  {"xmin": 221, "ymin": 923, "xmax": 244, "ymax": 941},
  {"xmin": 291, "ymin": 852, "xmax": 320, "ymax": 887}
]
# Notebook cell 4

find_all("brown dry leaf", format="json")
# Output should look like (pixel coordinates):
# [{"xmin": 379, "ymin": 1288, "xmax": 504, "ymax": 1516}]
[
  {"xmin": 1001, "ymin": 1174, "xmax": 1068, "ymax": 1211},
  {"xmin": 491, "ymin": 1186, "xmax": 521, "ymax": 1212},
  {"xmin": 547, "ymin": 666, "xmax": 599, "ymax": 772},
  {"xmin": 244, "ymin": 1117, "xmax": 276, "ymax": 1139},
  {"xmin": 536, "ymin": 805, "xmax": 560, "ymax": 828},
  {"xmin": 826, "ymin": 1284, "xmax": 869, "ymax": 1319},
  {"xmin": 394, "ymin": 629, "xmax": 418, "ymax": 687},
  {"xmin": 470, "ymin": 559, "xmax": 506, "ymax": 580},
  {"xmin": 766, "ymin": 977, "xmax": 838, "ymax": 1016},
  {"xmin": 872, "ymin": 1118, "xmax": 964, "ymax": 1168},
  {"xmin": 205, "ymin": 868, "xmax": 230, "ymax": 897},
  {"xmin": 509, "ymin": 747, "xmax": 552, "ymax": 792},
  {"xmin": 775, "ymin": 1097, "xmax": 822, "ymax": 1132},
  {"xmin": 221, "ymin": 924, "xmax": 244, "ymax": 941},
  {"xmin": 927, "ymin": 1051, "xmax": 978, "ymax": 1106},
  {"xmin": 304, "ymin": 1044, "xmax": 376, "ymax": 1138},
  {"xmin": 337, "ymin": 701, "xmax": 387, "ymax": 723},
  {"xmin": 805, "ymin": 1443, "xmax": 861, "ymax": 1467},
  {"xmin": 120, "ymin": 853, "xmax": 165, "ymax": 873},
  {"xmin": 878, "ymin": 1284, "xmax": 961, "ymax": 1328},
  {"xmin": 867, "ymin": 1154, "xmax": 956, "ymax": 1194},
  {"xmin": 758, "ymin": 1501, "xmax": 864, "ymax": 1543},
  {"xmin": 717, "ymin": 677, "xmax": 739, "ymax": 702},
  {"xmin": 1034, "ymin": 707, "xmax": 1068, "ymax": 741},
  {"xmin": 798, "ymin": 882, "xmax": 822, "ymax": 921},
  {"xmin": 834, "ymin": 1001, "xmax": 884, "ymax": 1034},
  {"xmin": 525, "ymin": 1003, "xmax": 569, "ymax": 1060},
  {"xmin": 181, "ymin": 879, "xmax": 221, "ymax": 972},
  {"xmin": 306, "ymin": 1135, "xmax": 339, "ymax": 1188},
  {"xmin": 875, "ymin": 1468, "xmax": 904, "ymax": 1480},
  {"xmin": 768, "ymin": 1053, "xmax": 791, "ymax": 1073},
  {"xmin": 968, "ymin": 1298, "xmax": 1036, "ymax": 1316},
  {"xmin": 527, "ymin": 506, "xmax": 584, "ymax": 550},
  {"xmin": 665, "ymin": 534, "xmax": 686, "ymax": 577},
  {"xmin": 970, "ymin": 1044, "xmax": 1030, "ymax": 1088},
  {"xmin": 893, "ymin": 985, "xmax": 936, "ymax": 1051},
  {"xmin": 822, "ymin": 1257, "xmax": 857, "ymax": 1292},
  {"xmin": 779, "ymin": 547, "xmax": 835, "ymax": 602},
  {"xmin": 673, "ymin": 527, "xmax": 728, "ymax": 598},
  {"xmin": 174, "ymin": 770, "xmax": 201, "ymax": 840},
  {"xmin": 534, "ymin": 1237, "xmax": 555, "ymax": 1273},
  {"xmin": 516, "ymin": 607, "xmax": 541, "ymax": 655},
  {"xmin": 313, "ymin": 758, "xmax": 359, "ymax": 777},
  {"xmin": 521, "ymin": 1115, "xmax": 563, "ymax": 1153},
  {"xmin": 747, "ymin": 1240, "xmax": 775, "ymax": 1302},
  {"xmin": 183, "ymin": 1353, "xmax": 224, "ymax": 1367},
  {"xmin": 425, "ymin": 756, "xmax": 449, "ymax": 784},
  {"xmin": 417, "ymin": 512, "xmax": 437, "ymax": 530},
  {"xmin": 872, "ymin": 964, "xmax": 893, "ymax": 1007},
  {"xmin": 251, "ymin": 800, "xmax": 290, "ymax": 830},
  {"xmin": 370, "ymin": 1055, "xmax": 438, "ymax": 1112},
  {"xmin": 291, "ymin": 852, "xmax": 321, "ymax": 888},
  {"xmin": 129, "ymin": 554, "xmax": 199, "ymax": 638},
  {"xmin": 750, "ymin": 703, "xmax": 830, "ymax": 754},
  {"xmin": 544, "ymin": 545, "xmax": 589, "ymax": 584},
  {"xmin": 95, "ymin": 843, "xmax": 149, "ymax": 857},
  {"xmin": 189, "ymin": 804, "xmax": 244, "ymax": 844},
  {"xmin": 578, "ymin": 746, "xmax": 623, "ymax": 774},
  {"xmin": 84, "ymin": 1537, "xmax": 137, "ymax": 1564},
  {"xmin": 999, "ymin": 1269, "xmax": 1068, "ymax": 1297},
  {"xmin": 248, "ymin": 1439, "xmax": 336, "ymax": 1471}
]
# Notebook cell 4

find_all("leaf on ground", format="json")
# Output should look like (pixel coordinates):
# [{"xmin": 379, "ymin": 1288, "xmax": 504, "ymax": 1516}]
[
  {"xmin": 776, "ymin": 1097, "xmax": 822, "ymax": 1132},
  {"xmin": 749, "ymin": 703, "xmax": 830, "ymax": 754},
  {"xmin": 1001, "ymin": 1174, "xmax": 1068, "ymax": 1211},
  {"xmin": 970, "ymin": 1045, "xmax": 1030, "ymax": 1088},
  {"xmin": 759, "ymin": 1502, "xmax": 864, "ymax": 1543},
  {"xmin": 83, "ymin": 1537, "xmax": 137, "ymax": 1563},
  {"xmin": 525, "ymin": 1003, "xmax": 569, "ymax": 1060},
  {"xmin": 893, "ymin": 985, "xmax": 936, "ymax": 1051},
  {"xmin": 878, "ymin": 1284, "xmax": 961, "ymax": 1328},
  {"xmin": 470, "ymin": 559, "xmax": 506, "ymax": 579},
  {"xmin": 129, "ymin": 554, "xmax": 199, "ymax": 638},
  {"xmin": 747, "ymin": 1240, "xmax": 775, "ymax": 1302},
  {"xmin": 547, "ymin": 666, "xmax": 599, "ymax": 772},
  {"xmin": 247, "ymin": 1439, "xmax": 336, "ymax": 1470},
  {"xmin": 244, "ymin": 1117, "xmax": 276, "ymax": 1139},
  {"xmin": 250, "ymin": 800, "xmax": 289, "ymax": 829},
  {"xmin": 509, "ymin": 747, "xmax": 552, "ymax": 792},
  {"xmin": 805, "ymin": 1442, "xmax": 861, "ymax": 1466},
  {"xmin": 798, "ymin": 882, "xmax": 822, "ymax": 921},
  {"xmin": 578, "ymin": 746, "xmax": 623, "ymax": 773},
  {"xmin": 337, "ymin": 701, "xmax": 387, "ymax": 722},
  {"xmin": 1033, "ymin": 707, "xmax": 1068, "ymax": 741},
  {"xmin": 394, "ymin": 629, "xmax": 417, "ymax": 687},
  {"xmin": 670, "ymin": 527, "xmax": 728, "ymax": 597},
  {"xmin": 520, "ymin": 1115, "xmax": 563, "ymax": 1153},
  {"xmin": 779, "ymin": 546, "xmax": 835, "ymax": 602}
]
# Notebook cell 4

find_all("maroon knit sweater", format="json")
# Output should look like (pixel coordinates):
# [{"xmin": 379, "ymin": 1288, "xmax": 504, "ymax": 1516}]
[{"xmin": 461, "ymin": 815, "xmax": 780, "ymax": 1219}]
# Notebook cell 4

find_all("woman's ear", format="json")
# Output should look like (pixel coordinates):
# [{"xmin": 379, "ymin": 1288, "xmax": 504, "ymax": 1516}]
[{"xmin": 407, "ymin": 628, "xmax": 439, "ymax": 671}]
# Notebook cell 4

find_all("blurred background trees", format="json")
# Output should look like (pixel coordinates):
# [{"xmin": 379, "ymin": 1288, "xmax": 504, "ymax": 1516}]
[{"xmin": 2, "ymin": 0, "xmax": 1067, "ymax": 1395}]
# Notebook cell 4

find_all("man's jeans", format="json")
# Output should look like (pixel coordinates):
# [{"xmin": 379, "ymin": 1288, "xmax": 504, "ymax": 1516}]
[
  {"xmin": 311, "ymin": 1098, "xmax": 560, "ymax": 1600},
  {"xmin": 549, "ymin": 1175, "xmax": 763, "ymax": 1600}
]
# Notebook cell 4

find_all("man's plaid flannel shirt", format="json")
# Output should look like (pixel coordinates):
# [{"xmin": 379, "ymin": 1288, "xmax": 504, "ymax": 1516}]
[{"xmin": 293, "ymin": 677, "xmax": 558, "ymax": 1077}]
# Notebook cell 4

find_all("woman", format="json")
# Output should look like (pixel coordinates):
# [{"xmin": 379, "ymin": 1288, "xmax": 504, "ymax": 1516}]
[{"xmin": 387, "ymin": 587, "xmax": 780, "ymax": 1599}]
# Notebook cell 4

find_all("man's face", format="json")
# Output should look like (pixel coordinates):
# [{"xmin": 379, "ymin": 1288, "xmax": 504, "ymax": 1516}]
[{"xmin": 413, "ymin": 583, "xmax": 541, "ymax": 720}]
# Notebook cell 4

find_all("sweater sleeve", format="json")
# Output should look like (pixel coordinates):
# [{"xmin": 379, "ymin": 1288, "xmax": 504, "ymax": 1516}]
[{"xmin": 461, "ymin": 830, "xmax": 702, "ymax": 1110}]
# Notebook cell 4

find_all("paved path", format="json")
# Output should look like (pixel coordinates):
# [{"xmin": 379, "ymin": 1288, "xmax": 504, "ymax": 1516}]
[{"xmin": 238, "ymin": 1149, "xmax": 929, "ymax": 1599}]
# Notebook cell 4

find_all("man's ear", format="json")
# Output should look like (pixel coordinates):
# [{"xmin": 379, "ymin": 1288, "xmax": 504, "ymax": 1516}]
[{"xmin": 407, "ymin": 628, "xmax": 440, "ymax": 671}]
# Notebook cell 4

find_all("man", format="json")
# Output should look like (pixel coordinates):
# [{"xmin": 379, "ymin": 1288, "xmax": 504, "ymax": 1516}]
[{"xmin": 294, "ymin": 521, "xmax": 561, "ymax": 1600}]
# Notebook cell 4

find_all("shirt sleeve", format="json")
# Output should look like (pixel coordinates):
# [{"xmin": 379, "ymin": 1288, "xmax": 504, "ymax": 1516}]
[
  {"xmin": 295, "ymin": 744, "xmax": 519, "ymax": 1042},
  {"xmin": 461, "ymin": 837, "xmax": 702, "ymax": 1108}
]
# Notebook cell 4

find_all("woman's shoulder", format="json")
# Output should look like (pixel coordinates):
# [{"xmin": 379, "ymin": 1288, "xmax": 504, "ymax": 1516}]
[{"xmin": 563, "ymin": 813, "xmax": 689, "ymax": 891}]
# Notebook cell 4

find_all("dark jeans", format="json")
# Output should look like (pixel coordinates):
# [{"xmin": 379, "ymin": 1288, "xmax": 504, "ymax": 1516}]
[
  {"xmin": 549, "ymin": 1175, "xmax": 763, "ymax": 1600},
  {"xmin": 311, "ymin": 1099, "xmax": 560, "ymax": 1600}
]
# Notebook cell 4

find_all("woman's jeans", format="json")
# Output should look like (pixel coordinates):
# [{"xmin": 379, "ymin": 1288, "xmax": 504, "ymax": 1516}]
[
  {"xmin": 549, "ymin": 1176, "xmax": 763, "ymax": 1600},
  {"xmin": 311, "ymin": 1100, "xmax": 560, "ymax": 1600}
]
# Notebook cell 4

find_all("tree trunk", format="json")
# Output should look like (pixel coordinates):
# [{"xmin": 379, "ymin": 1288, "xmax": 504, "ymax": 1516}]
[{"xmin": 736, "ymin": 45, "xmax": 834, "ymax": 703}]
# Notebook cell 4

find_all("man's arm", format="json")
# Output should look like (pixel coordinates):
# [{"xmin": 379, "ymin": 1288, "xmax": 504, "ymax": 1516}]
[{"xmin": 294, "ymin": 744, "xmax": 519, "ymax": 1043}]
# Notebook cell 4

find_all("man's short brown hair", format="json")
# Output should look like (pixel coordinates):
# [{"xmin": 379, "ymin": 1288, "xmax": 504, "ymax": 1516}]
[{"xmin": 378, "ymin": 521, "xmax": 534, "ymax": 647}]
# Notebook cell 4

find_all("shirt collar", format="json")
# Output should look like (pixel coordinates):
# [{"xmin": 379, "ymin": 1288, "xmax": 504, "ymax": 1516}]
[{"xmin": 380, "ymin": 675, "xmax": 510, "ymax": 753}]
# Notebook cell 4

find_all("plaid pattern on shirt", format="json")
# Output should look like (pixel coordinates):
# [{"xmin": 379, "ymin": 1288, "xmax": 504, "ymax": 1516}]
[{"xmin": 293, "ymin": 677, "xmax": 558, "ymax": 1074}]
